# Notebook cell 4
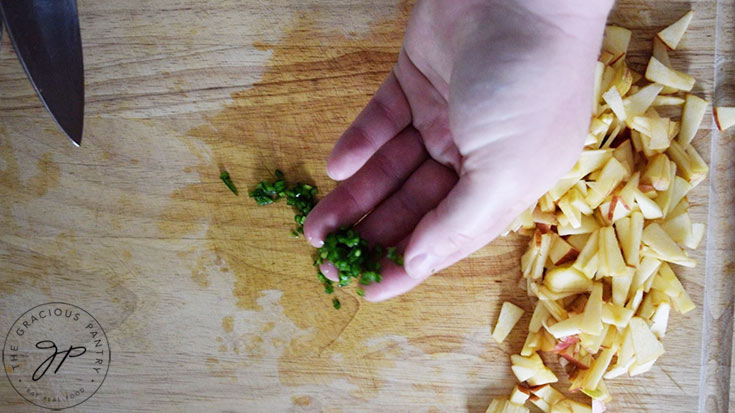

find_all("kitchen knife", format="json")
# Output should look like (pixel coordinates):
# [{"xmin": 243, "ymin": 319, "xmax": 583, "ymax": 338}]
[{"xmin": 0, "ymin": 0, "xmax": 84, "ymax": 146}]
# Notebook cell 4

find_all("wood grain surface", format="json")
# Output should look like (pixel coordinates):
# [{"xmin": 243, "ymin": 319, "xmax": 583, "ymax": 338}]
[{"xmin": 0, "ymin": 0, "xmax": 733, "ymax": 412}]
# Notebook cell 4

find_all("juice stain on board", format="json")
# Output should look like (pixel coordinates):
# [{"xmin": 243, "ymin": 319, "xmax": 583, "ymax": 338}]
[{"xmin": 160, "ymin": 8, "xmax": 525, "ymax": 399}]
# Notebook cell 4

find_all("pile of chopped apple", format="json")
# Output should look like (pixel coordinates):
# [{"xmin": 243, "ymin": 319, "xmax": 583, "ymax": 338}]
[{"xmin": 488, "ymin": 11, "xmax": 712, "ymax": 413}]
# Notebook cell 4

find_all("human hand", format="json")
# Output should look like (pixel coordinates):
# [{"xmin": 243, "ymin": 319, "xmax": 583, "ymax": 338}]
[{"xmin": 304, "ymin": 0, "xmax": 614, "ymax": 301}]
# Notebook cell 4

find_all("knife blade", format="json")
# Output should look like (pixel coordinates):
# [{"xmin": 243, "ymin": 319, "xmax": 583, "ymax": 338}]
[{"xmin": 0, "ymin": 0, "xmax": 84, "ymax": 146}]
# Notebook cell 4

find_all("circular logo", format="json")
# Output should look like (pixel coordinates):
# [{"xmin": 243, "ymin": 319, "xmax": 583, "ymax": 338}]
[{"xmin": 3, "ymin": 302, "xmax": 111, "ymax": 410}]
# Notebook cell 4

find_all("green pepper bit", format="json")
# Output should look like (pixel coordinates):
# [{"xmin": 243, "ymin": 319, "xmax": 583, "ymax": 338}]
[
  {"xmin": 220, "ymin": 171, "xmax": 239, "ymax": 195},
  {"xmin": 332, "ymin": 298, "xmax": 341, "ymax": 310},
  {"xmin": 249, "ymin": 170, "xmax": 288, "ymax": 205},
  {"xmin": 386, "ymin": 246, "xmax": 403, "ymax": 266}
]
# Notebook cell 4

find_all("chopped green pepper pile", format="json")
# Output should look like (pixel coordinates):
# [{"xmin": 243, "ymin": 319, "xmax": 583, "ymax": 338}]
[{"xmin": 237, "ymin": 169, "xmax": 403, "ymax": 308}]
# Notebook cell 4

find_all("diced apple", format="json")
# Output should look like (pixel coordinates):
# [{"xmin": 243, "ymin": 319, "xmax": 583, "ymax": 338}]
[
  {"xmin": 532, "ymin": 385, "xmax": 566, "ymax": 408},
  {"xmin": 571, "ymin": 149, "xmax": 614, "ymax": 181},
  {"xmin": 558, "ymin": 347, "xmax": 592, "ymax": 371},
  {"xmin": 530, "ymin": 396, "xmax": 552, "ymax": 413},
  {"xmin": 678, "ymin": 94, "xmax": 708, "ymax": 145},
  {"xmin": 655, "ymin": 161, "xmax": 678, "ymax": 217},
  {"xmin": 539, "ymin": 193, "xmax": 556, "ymax": 213},
  {"xmin": 650, "ymin": 117, "xmax": 671, "ymax": 150},
  {"xmin": 567, "ymin": 234, "xmax": 591, "ymax": 252},
  {"xmin": 645, "ymin": 57, "xmax": 695, "ymax": 91},
  {"xmin": 488, "ymin": 398, "xmax": 530, "ymax": 413},
  {"xmin": 529, "ymin": 302, "xmax": 550, "ymax": 333},
  {"xmin": 603, "ymin": 86, "xmax": 627, "ymax": 121},
  {"xmin": 626, "ymin": 287, "xmax": 645, "ymax": 312},
  {"xmin": 592, "ymin": 61, "xmax": 605, "ymax": 113},
  {"xmin": 633, "ymin": 189, "xmax": 663, "ymax": 219},
  {"xmin": 612, "ymin": 60, "xmax": 634, "ymax": 96},
  {"xmin": 667, "ymin": 140, "xmax": 709, "ymax": 187},
  {"xmin": 521, "ymin": 247, "xmax": 537, "ymax": 278},
  {"xmin": 618, "ymin": 173, "xmax": 639, "ymax": 208},
  {"xmin": 540, "ymin": 330, "xmax": 558, "ymax": 352},
  {"xmin": 512, "ymin": 353, "xmax": 558, "ymax": 386},
  {"xmin": 684, "ymin": 222, "xmax": 705, "ymax": 250},
  {"xmin": 529, "ymin": 368, "xmax": 560, "ymax": 387},
  {"xmin": 592, "ymin": 399, "xmax": 607, "ymax": 413},
  {"xmin": 581, "ymin": 282, "xmax": 604, "ymax": 336},
  {"xmin": 531, "ymin": 232, "xmax": 553, "ymax": 280},
  {"xmin": 549, "ymin": 175, "xmax": 584, "ymax": 202},
  {"xmin": 522, "ymin": 331, "xmax": 542, "ymax": 357},
  {"xmin": 493, "ymin": 302, "xmax": 525, "ymax": 343},
  {"xmin": 534, "ymin": 208, "xmax": 559, "ymax": 227},
  {"xmin": 630, "ymin": 257, "xmax": 662, "ymax": 298},
  {"xmin": 713, "ymin": 106, "xmax": 735, "ymax": 131},
  {"xmin": 558, "ymin": 214, "xmax": 600, "ymax": 236},
  {"xmin": 585, "ymin": 158, "xmax": 628, "ymax": 209},
  {"xmin": 545, "ymin": 267, "xmax": 592, "ymax": 295},
  {"xmin": 540, "ymin": 298, "xmax": 569, "ymax": 322},
  {"xmin": 683, "ymin": 143, "xmax": 709, "ymax": 187},
  {"xmin": 656, "ymin": 10, "xmax": 694, "ymax": 49},
  {"xmin": 661, "ymin": 211, "xmax": 692, "ymax": 244},
  {"xmin": 650, "ymin": 302, "xmax": 671, "ymax": 338},
  {"xmin": 600, "ymin": 226, "xmax": 627, "ymax": 277},
  {"xmin": 558, "ymin": 195, "xmax": 583, "ymax": 229},
  {"xmin": 629, "ymin": 359, "xmax": 657, "ymax": 377},
  {"xmin": 605, "ymin": 325, "xmax": 635, "ymax": 379},
  {"xmin": 601, "ymin": 302, "xmax": 634, "ymax": 328},
  {"xmin": 546, "ymin": 313, "xmax": 583, "ymax": 339},
  {"xmin": 551, "ymin": 399, "xmax": 592, "ymax": 413},
  {"xmin": 612, "ymin": 269, "xmax": 635, "ymax": 307},
  {"xmin": 652, "ymin": 95, "xmax": 684, "ymax": 107},
  {"xmin": 511, "ymin": 364, "xmax": 538, "ymax": 383},
  {"xmin": 573, "ymin": 229, "xmax": 600, "ymax": 279},
  {"xmin": 583, "ymin": 347, "xmax": 616, "ymax": 391},
  {"xmin": 668, "ymin": 197, "xmax": 689, "ymax": 219},
  {"xmin": 486, "ymin": 398, "xmax": 503, "ymax": 413},
  {"xmin": 629, "ymin": 317, "xmax": 664, "ymax": 364},
  {"xmin": 629, "ymin": 211, "xmax": 644, "ymax": 266},
  {"xmin": 579, "ymin": 323, "xmax": 609, "ymax": 355},
  {"xmin": 602, "ymin": 26, "xmax": 632, "ymax": 61},
  {"xmin": 658, "ymin": 263, "xmax": 696, "ymax": 314},
  {"xmin": 613, "ymin": 140, "xmax": 635, "ymax": 176},
  {"xmin": 614, "ymin": 217, "xmax": 631, "ymax": 259},
  {"xmin": 624, "ymin": 84, "xmax": 664, "ymax": 119},
  {"xmin": 636, "ymin": 289, "xmax": 670, "ymax": 320},
  {"xmin": 642, "ymin": 222, "xmax": 690, "ymax": 264},
  {"xmin": 641, "ymin": 153, "xmax": 671, "ymax": 191},
  {"xmin": 652, "ymin": 36, "xmax": 672, "ymax": 67},
  {"xmin": 668, "ymin": 120, "xmax": 681, "ymax": 141},
  {"xmin": 510, "ymin": 385, "xmax": 531, "ymax": 406}
]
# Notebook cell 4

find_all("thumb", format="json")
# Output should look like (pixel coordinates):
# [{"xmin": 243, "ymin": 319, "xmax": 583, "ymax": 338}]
[
  {"xmin": 402, "ymin": 172, "xmax": 511, "ymax": 279},
  {"xmin": 403, "ymin": 142, "xmax": 549, "ymax": 279}
]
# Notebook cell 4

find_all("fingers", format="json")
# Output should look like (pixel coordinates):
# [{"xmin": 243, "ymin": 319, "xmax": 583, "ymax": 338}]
[
  {"xmin": 394, "ymin": 49, "xmax": 462, "ymax": 171},
  {"xmin": 318, "ymin": 159, "xmax": 456, "ymax": 294},
  {"xmin": 402, "ymin": 139, "xmax": 547, "ymax": 280},
  {"xmin": 362, "ymin": 238, "xmax": 483, "ymax": 302},
  {"xmin": 319, "ymin": 261, "xmax": 339, "ymax": 282},
  {"xmin": 354, "ymin": 160, "xmax": 456, "ymax": 302},
  {"xmin": 304, "ymin": 127, "xmax": 427, "ymax": 247},
  {"xmin": 356, "ymin": 159, "xmax": 458, "ymax": 247},
  {"xmin": 327, "ymin": 70, "xmax": 412, "ymax": 181},
  {"xmin": 362, "ymin": 256, "xmax": 420, "ymax": 302}
]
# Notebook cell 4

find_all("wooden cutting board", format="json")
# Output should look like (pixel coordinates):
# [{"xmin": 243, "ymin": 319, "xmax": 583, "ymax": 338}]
[{"xmin": 1, "ymin": 0, "xmax": 733, "ymax": 411}]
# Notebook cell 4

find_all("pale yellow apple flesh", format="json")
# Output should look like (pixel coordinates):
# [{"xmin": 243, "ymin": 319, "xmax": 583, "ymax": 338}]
[{"xmin": 488, "ymin": 10, "xmax": 707, "ymax": 413}]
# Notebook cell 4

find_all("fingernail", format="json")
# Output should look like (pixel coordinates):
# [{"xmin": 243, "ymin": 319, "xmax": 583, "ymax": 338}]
[
  {"xmin": 307, "ymin": 235, "xmax": 324, "ymax": 248},
  {"xmin": 406, "ymin": 254, "xmax": 438, "ymax": 279}
]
